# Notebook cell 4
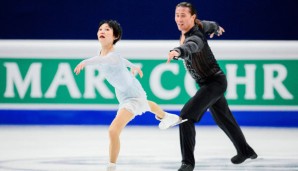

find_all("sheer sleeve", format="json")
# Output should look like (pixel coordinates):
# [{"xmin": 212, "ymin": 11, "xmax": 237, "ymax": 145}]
[
  {"xmin": 81, "ymin": 56, "xmax": 102, "ymax": 65},
  {"xmin": 81, "ymin": 53, "xmax": 119, "ymax": 65},
  {"xmin": 172, "ymin": 35, "xmax": 204, "ymax": 59},
  {"xmin": 201, "ymin": 20, "xmax": 219, "ymax": 35},
  {"xmin": 121, "ymin": 57, "xmax": 137, "ymax": 68}
]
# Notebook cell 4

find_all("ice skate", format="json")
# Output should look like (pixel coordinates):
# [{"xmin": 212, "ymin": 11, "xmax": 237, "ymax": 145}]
[
  {"xmin": 106, "ymin": 163, "xmax": 116, "ymax": 171},
  {"xmin": 159, "ymin": 113, "xmax": 188, "ymax": 130},
  {"xmin": 178, "ymin": 163, "xmax": 194, "ymax": 171},
  {"xmin": 231, "ymin": 146, "xmax": 258, "ymax": 164}
]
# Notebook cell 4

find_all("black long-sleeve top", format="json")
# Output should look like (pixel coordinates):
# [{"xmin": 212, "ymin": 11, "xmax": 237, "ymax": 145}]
[{"xmin": 172, "ymin": 21, "xmax": 221, "ymax": 83}]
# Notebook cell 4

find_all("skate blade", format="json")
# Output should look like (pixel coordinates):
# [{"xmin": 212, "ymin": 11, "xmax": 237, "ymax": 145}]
[
  {"xmin": 170, "ymin": 119, "xmax": 188, "ymax": 127},
  {"xmin": 159, "ymin": 119, "xmax": 188, "ymax": 130}
]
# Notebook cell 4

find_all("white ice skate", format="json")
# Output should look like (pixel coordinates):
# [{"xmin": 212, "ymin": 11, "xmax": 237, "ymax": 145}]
[
  {"xmin": 106, "ymin": 163, "xmax": 116, "ymax": 171},
  {"xmin": 158, "ymin": 113, "xmax": 188, "ymax": 130}
]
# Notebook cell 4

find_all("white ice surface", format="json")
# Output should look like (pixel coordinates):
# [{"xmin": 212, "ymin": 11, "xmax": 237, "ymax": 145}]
[{"xmin": 0, "ymin": 126, "xmax": 297, "ymax": 171}]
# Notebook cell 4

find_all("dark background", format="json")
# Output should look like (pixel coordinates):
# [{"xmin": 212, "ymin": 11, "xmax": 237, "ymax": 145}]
[{"xmin": 0, "ymin": 0, "xmax": 297, "ymax": 40}]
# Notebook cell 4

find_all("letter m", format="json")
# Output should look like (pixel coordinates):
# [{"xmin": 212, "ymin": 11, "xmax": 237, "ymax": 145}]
[{"xmin": 4, "ymin": 62, "xmax": 42, "ymax": 99}]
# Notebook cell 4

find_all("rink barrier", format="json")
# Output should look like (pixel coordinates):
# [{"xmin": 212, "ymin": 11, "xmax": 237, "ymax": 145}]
[{"xmin": 0, "ymin": 40, "xmax": 297, "ymax": 126}]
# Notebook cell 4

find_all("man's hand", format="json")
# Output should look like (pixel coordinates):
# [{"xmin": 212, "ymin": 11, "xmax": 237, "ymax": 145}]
[
  {"xmin": 167, "ymin": 50, "xmax": 180, "ymax": 63},
  {"xmin": 210, "ymin": 26, "xmax": 225, "ymax": 38}
]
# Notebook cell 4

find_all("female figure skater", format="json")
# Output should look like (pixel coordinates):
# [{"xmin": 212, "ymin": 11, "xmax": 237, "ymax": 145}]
[
  {"xmin": 74, "ymin": 20, "xmax": 182, "ymax": 171},
  {"xmin": 166, "ymin": 2, "xmax": 257, "ymax": 171}
]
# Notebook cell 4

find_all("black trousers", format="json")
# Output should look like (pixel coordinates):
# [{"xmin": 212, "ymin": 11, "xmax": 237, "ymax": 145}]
[{"xmin": 179, "ymin": 73, "xmax": 251, "ymax": 166}]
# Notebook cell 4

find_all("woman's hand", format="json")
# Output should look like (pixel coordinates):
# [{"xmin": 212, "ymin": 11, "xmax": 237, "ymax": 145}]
[
  {"xmin": 74, "ymin": 62, "xmax": 85, "ymax": 75},
  {"xmin": 131, "ymin": 67, "xmax": 143, "ymax": 78}
]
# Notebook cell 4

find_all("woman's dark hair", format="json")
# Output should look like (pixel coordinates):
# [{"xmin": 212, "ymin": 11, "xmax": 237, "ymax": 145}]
[
  {"xmin": 99, "ymin": 20, "xmax": 122, "ymax": 44},
  {"xmin": 176, "ymin": 2, "xmax": 203, "ymax": 29}
]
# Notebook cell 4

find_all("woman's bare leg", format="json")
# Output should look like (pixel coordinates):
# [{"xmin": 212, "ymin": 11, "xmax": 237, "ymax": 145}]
[
  {"xmin": 109, "ymin": 108, "xmax": 134, "ymax": 163},
  {"xmin": 148, "ymin": 100, "xmax": 185, "ymax": 129},
  {"xmin": 148, "ymin": 100, "xmax": 165, "ymax": 119}
]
